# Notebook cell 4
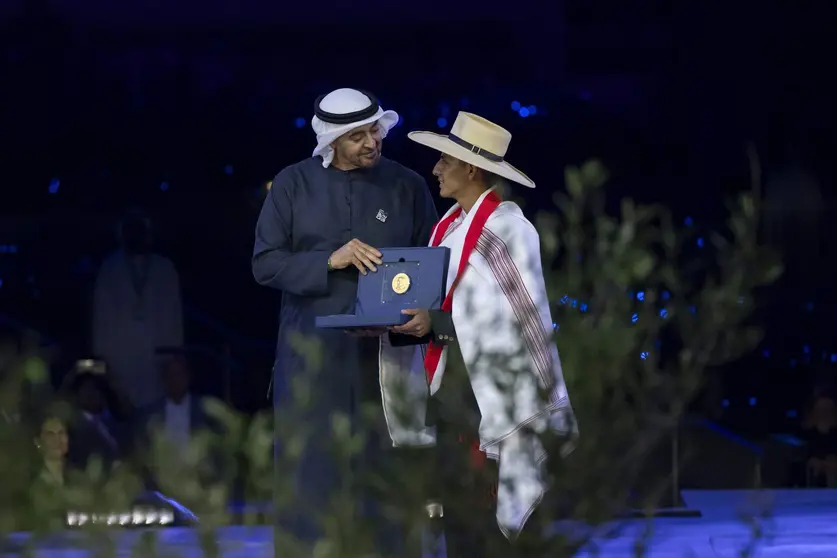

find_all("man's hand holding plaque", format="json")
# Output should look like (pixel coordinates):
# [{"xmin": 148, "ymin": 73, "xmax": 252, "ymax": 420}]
[
  {"xmin": 329, "ymin": 238, "xmax": 382, "ymax": 275},
  {"xmin": 315, "ymin": 247, "xmax": 450, "ymax": 330},
  {"xmin": 328, "ymin": 239, "xmax": 386, "ymax": 336},
  {"xmin": 390, "ymin": 309, "xmax": 431, "ymax": 337}
]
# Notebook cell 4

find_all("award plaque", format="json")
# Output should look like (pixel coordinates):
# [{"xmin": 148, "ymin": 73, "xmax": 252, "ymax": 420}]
[{"xmin": 315, "ymin": 247, "xmax": 450, "ymax": 329}]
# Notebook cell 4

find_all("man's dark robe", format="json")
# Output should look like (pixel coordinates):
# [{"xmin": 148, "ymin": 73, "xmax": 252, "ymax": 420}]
[{"xmin": 252, "ymin": 155, "xmax": 437, "ymax": 547}]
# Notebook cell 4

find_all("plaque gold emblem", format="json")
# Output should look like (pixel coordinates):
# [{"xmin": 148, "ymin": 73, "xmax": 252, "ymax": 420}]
[{"xmin": 391, "ymin": 272, "xmax": 411, "ymax": 294}]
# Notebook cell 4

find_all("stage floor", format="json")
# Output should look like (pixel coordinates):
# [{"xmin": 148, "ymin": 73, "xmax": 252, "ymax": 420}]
[
  {"xmin": 576, "ymin": 489, "xmax": 837, "ymax": 557},
  {"xmin": 4, "ymin": 489, "xmax": 837, "ymax": 557}
]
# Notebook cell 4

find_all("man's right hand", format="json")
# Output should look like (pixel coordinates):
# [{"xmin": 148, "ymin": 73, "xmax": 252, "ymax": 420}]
[{"xmin": 329, "ymin": 239, "xmax": 383, "ymax": 275}]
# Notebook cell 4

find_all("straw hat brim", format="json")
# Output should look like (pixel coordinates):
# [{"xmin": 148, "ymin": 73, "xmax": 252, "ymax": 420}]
[{"xmin": 408, "ymin": 131, "xmax": 535, "ymax": 188}]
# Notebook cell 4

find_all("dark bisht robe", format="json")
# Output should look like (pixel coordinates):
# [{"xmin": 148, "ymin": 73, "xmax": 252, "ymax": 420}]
[{"xmin": 252, "ymin": 155, "xmax": 438, "ymax": 547}]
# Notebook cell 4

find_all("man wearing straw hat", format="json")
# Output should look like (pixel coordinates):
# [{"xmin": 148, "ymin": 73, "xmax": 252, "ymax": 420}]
[
  {"xmin": 252, "ymin": 88, "xmax": 438, "ymax": 551},
  {"xmin": 379, "ymin": 112, "xmax": 577, "ymax": 555}
]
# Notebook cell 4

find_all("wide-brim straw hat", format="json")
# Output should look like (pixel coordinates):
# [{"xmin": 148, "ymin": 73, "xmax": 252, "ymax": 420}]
[{"xmin": 408, "ymin": 111, "xmax": 534, "ymax": 188}]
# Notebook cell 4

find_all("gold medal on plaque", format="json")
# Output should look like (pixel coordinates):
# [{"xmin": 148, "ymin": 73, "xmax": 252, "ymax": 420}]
[{"xmin": 391, "ymin": 272, "xmax": 411, "ymax": 294}]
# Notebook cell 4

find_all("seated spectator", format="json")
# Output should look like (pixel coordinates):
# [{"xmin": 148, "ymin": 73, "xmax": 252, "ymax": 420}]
[
  {"xmin": 135, "ymin": 354, "xmax": 218, "ymax": 454},
  {"xmin": 62, "ymin": 366, "xmax": 129, "ymax": 472},
  {"xmin": 34, "ymin": 413, "xmax": 70, "ymax": 488},
  {"xmin": 23, "ymin": 409, "xmax": 77, "ymax": 530},
  {"xmin": 802, "ymin": 390, "xmax": 837, "ymax": 487},
  {"xmin": 135, "ymin": 354, "xmax": 225, "ymax": 490}
]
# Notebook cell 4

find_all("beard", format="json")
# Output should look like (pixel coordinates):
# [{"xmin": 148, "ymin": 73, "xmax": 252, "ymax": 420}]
[
  {"xmin": 333, "ymin": 138, "xmax": 382, "ymax": 170},
  {"xmin": 353, "ymin": 150, "xmax": 380, "ymax": 168}
]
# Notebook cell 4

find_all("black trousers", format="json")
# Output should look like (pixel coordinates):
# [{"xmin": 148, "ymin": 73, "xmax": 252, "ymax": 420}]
[
  {"xmin": 427, "ymin": 346, "xmax": 551, "ymax": 557},
  {"xmin": 434, "ymin": 418, "xmax": 553, "ymax": 558},
  {"xmin": 434, "ymin": 414, "xmax": 506, "ymax": 558}
]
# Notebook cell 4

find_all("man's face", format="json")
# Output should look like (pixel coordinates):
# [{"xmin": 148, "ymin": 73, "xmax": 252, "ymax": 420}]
[
  {"xmin": 164, "ymin": 357, "xmax": 191, "ymax": 401},
  {"xmin": 332, "ymin": 121, "xmax": 383, "ymax": 169},
  {"xmin": 432, "ymin": 153, "xmax": 471, "ymax": 199},
  {"xmin": 121, "ymin": 217, "xmax": 152, "ymax": 254},
  {"xmin": 77, "ymin": 377, "xmax": 105, "ymax": 414}
]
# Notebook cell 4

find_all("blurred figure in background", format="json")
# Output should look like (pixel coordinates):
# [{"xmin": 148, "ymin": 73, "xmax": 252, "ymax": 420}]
[
  {"xmin": 33, "ymin": 413, "xmax": 70, "ymax": 488},
  {"xmin": 62, "ymin": 365, "xmax": 129, "ymax": 472},
  {"xmin": 802, "ymin": 389, "xmax": 837, "ymax": 487},
  {"xmin": 134, "ymin": 352, "xmax": 223, "ymax": 490},
  {"xmin": 135, "ymin": 353, "xmax": 216, "ymax": 454},
  {"xmin": 762, "ymin": 137, "xmax": 825, "ymax": 295},
  {"xmin": 28, "ymin": 410, "xmax": 76, "ymax": 530},
  {"xmin": 92, "ymin": 208, "xmax": 183, "ymax": 409}
]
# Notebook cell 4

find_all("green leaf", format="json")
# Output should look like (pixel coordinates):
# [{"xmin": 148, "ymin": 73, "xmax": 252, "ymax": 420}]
[
  {"xmin": 631, "ymin": 253, "xmax": 655, "ymax": 280},
  {"xmin": 580, "ymin": 159, "xmax": 609, "ymax": 188},
  {"xmin": 22, "ymin": 356, "xmax": 47, "ymax": 384},
  {"xmin": 565, "ymin": 166, "xmax": 584, "ymax": 198},
  {"xmin": 763, "ymin": 263, "xmax": 783, "ymax": 285},
  {"xmin": 740, "ymin": 193, "xmax": 756, "ymax": 218}
]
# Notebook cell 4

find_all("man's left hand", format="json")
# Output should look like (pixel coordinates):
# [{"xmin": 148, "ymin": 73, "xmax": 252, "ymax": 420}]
[{"xmin": 390, "ymin": 309, "xmax": 431, "ymax": 337}]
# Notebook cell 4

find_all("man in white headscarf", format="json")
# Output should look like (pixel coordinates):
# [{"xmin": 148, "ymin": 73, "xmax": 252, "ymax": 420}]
[{"xmin": 252, "ymin": 88, "xmax": 438, "ymax": 551}]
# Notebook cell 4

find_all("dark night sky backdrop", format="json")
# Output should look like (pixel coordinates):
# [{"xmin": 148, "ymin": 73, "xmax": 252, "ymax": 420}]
[{"xmin": 0, "ymin": 0, "xmax": 835, "ymax": 419}]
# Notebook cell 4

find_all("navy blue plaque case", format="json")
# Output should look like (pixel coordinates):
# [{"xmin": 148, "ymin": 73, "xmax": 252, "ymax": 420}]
[{"xmin": 315, "ymin": 247, "xmax": 450, "ymax": 329}]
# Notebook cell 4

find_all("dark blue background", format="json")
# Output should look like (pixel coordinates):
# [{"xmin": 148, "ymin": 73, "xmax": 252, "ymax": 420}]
[{"xmin": 1, "ymin": 0, "xmax": 835, "ymax": 427}]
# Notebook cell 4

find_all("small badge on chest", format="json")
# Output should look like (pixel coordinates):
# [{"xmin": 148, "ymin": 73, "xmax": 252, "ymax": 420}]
[{"xmin": 376, "ymin": 209, "xmax": 388, "ymax": 223}]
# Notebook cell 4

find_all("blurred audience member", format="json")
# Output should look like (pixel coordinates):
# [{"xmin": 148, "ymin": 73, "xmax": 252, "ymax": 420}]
[
  {"xmin": 33, "ymin": 413, "xmax": 70, "ymax": 488},
  {"xmin": 136, "ymin": 354, "xmax": 216, "ymax": 454},
  {"xmin": 28, "ymin": 410, "xmax": 77, "ymax": 529},
  {"xmin": 135, "ymin": 354, "xmax": 226, "ymax": 491},
  {"xmin": 63, "ymin": 368, "xmax": 128, "ymax": 472},
  {"xmin": 92, "ymin": 208, "xmax": 183, "ymax": 409},
  {"xmin": 802, "ymin": 389, "xmax": 837, "ymax": 486}
]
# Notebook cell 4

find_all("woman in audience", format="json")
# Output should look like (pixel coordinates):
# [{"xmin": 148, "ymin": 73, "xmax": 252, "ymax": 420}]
[
  {"xmin": 33, "ymin": 412, "xmax": 70, "ymax": 488},
  {"xmin": 27, "ymin": 410, "xmax": 75, "ymax": 531},
  {"xmin": 802, "ymin": 389, "xmax": 837, "ymax": 486}
]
